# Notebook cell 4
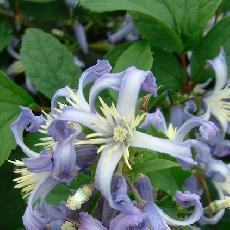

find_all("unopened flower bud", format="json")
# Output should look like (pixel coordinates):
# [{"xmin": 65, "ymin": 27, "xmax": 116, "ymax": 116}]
[{"xmin": 209, "ymin": 196, "xmax": 230, "ymax": 212}]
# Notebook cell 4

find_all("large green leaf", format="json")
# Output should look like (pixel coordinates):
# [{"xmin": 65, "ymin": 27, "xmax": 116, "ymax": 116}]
[
  {"xmin": 105, "ymin": 42, "xmax": 133, "ymax": 67},
  {"xmin": 131, "ymin": 12, "xmax": 183, "ymax": 52},
  {"xmin": 132, "ymin": 158, "xmax": 179, "ymax": 173},
  {"xmin": 191, "ymin": 16, "xmax": 230, "ymax": 83},
  {"xmin": 81, "ymin": 0, "xmax": 220, "ymax": 51},
  {"xmin": 0, "ymin": 70, "xmax": 36, "ymax": 166},
  {"xmin": 162, "ymin": 0, "xmax": 221, "ymax": 49},
  {"xmin": 80, "ymin": 0, "xmax": 175, "ymax": 27},
  {"xmin": 152, "ymin": 49, "xmax": 184, "ymax": 91},
  {"xmin": 21, "ymin": 0, "xmax": 69, "ymax": 22},
  {"xmin": 113, "ymin": 40, "xmax": 153, "ymax": 72},
  {"xmin": 21, "ymin": 28, "xmax": 81, "ymax": 99},
  {"xmin": 148, "ymin": 167, "xmax": 191, "ymax": 196},
  {"xmin": 0, "ymin": 21, "xmax": 12, "ymax": 52}
]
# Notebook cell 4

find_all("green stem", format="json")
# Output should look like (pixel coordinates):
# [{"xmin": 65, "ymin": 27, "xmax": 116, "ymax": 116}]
[{"xmin": 125, "ymin": 175, "xmax": 146, "ymax": 208}]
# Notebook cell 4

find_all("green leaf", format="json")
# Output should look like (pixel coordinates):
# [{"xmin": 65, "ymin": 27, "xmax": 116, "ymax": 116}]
[
  {"xmin": 0, "ymin": 21, "xmax": 12, "ymax": 52},
  {"xmin": 152, "ymin": 49, "xmax": 184, "ymax": 91},
  {"xmin": 81, "ymin": 0, "xmax": 220, "ymax": 51},
  {"xmin": 80, "ymin": 0, "xmax": 181, "ymax": 52},
  {"xmin": 191, "ymin": 16, "xmax": 230, "ymax": 83},
  {"xmin": 222, "ymin": 0, "xmax": 230, "ymax": 12},
  {"xmin": 21, "ymin": 28, "xmax": 81, "ymax": 99},
  {"xmin": 113, "ymin": 40, "xmax": 153, "ymax": 72},
  {"xmin": 0, "ymin": 70, "xmax": 35, "ymax": 166},
  {"xmin": 162, "ymin": 0, "xmax": 221, "ymax": 50},
  {"xmin": 148, "ymin": 167, "xmax": 191, "ymax": 196},
  {"xmin": 156, "ymin": 196, "xmax": 177, "ymax": 218},
  {"xmin": 21, "ymin": 0, "xmax": 69, "ymax": 22},
  {"xmin": 132, "ymin": 158, "xmax": 179, "ymax": 173},
  {"xmin": 105, "ymin": 41, "xmax": 133, "ymax": 67},
  {"xmin": 131, "ymin": 12, "xmax": 183, "ymax": 52},
  {"xmin": 80, "ymin": 0, "xmax": 175, "ymax": 27}
]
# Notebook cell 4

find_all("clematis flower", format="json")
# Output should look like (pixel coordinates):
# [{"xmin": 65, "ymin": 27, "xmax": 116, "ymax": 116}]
[
  {"xmin": 110, "ymin": 175, "xmax": 203, "ymax": 229},
  {"xmin": 141, "ymin": 108, "xmax": 218, "ymax": 142},
  {"xmin": 10, "ymin": 107, "xmax": 96, "ymax": 229},
  {"xmin": 198, "ymin": 48, "xmax": 230, "ymax": 133},
  {"xmin": 56, "ymin": 64, "xmax": 196, "ymax": 209}
]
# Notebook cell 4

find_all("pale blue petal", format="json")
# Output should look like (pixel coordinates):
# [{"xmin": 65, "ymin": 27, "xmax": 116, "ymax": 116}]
[
  {"xmin": 131, "ymin": 131, "xmax": 196, "ymax": 169},
  {"xmin": 140, "ymin": 109, "xmax": 167, "ymax": 134},
  {"xmin": 158, "ymin": 191, "xmax": 203, "ymax": 226},
  {"xmin": 52, "ymin": 136, "xmax": 77, "ymax": 183},
  {"xmin": 77, "ymin": 60, "xmax": 112, "ymax": 107},
  {"xmin": 95, "ymin": 145, "xmax": 123, "ymax": 208},
  {"xmin": 143, "ymin": 203, "xmax": 170, "ymax": 230},
  {"xmin": 116, "ymin": 67, "xmax": 157, "ymax": 118},
  {"xmin": 79, "ymin": 212, "xmax": 107, "ymax": 230},
  {"xmin": 208, "ymin": 47, "xmax": 228, "ymax": 92},
  {"xmin": 11, "ymin": 107, "xmax": 44, "ymax": 158}
]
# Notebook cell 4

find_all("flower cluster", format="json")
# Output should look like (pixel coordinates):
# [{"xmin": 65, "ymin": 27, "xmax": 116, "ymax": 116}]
[{"xmin": 10, "ymin": 48, "xmax": 230, "ymax": 229}]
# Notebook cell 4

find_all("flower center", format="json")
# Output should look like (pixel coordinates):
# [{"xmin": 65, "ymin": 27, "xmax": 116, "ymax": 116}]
[{"xmin": 113, "ymin": 125, "xmax": 128, "ymax": 142}]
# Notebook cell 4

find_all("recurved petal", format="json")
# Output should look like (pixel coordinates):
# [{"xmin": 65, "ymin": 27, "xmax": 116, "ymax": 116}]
[
  {"xmin": 140, "ymin": 109, "xmax": 167, "ymax": 134},
  {"xmin": 89, "ymin": 73, "xmax": 123, "ymax": 112},
  {"xmin": 11, "ymin": 107, "xmax": 44, "ymax": 158},
  {"xmin": 174, "ymin": 118, "xmax": 218, "ymax": 142},
  {"xmin": 116, "ymin": 67, "xmax": 157, "ymax": 118},
  {"xmin": 157, "ymin": 191, "xmax": 203, "ymax": 226},
  {"xmin": 208, "ymin": 47, "xmax": 228, "ymax": 92},
  {"xmin": 95, "ymin": 145, "xmax": 123, "ymax": 208},
  {"xmin": 131, "ymin": 131, "xmax": 196, "ymax": 169},
  {"xmin": 77, "ymin": 60, "xmax": 112, "ymax": 106}
]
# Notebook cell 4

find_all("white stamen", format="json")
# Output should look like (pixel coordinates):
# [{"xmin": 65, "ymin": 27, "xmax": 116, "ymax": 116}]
[
  {"xmin": 66, "ymin": 186, "xmax": 92, "ymax": 210},
  {"xmin": 167, "ymin": 124, "xmax": 177, "ymax": 140},
  {"xmin": 204, "ymin": 84, "xmax": 230, "ymax": 130},
  {"xmin": 61, "ymin": 221, "xmax": 76, "ymax": 230},
  {"xmin": 9, "ymin": 160, "xmax": 48, "ymax": 197}
]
